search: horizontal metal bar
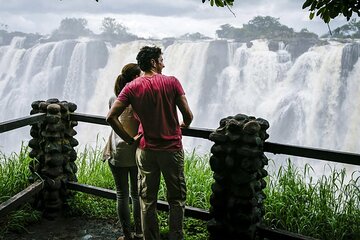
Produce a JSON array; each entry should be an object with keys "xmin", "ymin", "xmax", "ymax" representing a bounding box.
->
[
  {"xmin": 0, "ymin": 113, "xmax": 45, "ymax": 133},
  {"xmin": 70, "ymin": 112, "xmax": 360, "ymax": 165},
  {"xmin": 0, "ymin": 180, "xmax": 44, "ymax": 218},
  {"xmin": 70, "ymin": 113, "xmax": 213, "ymax": 139},
  {"xmin": 3, "ymin": 113, "xmax": 359, "ymax": 165},
  {"xmin": 156, "ymin": 199, "xmax": 210, "ymax": 221},
  {"xmin": 67, "ymin": 181, "xmax": 116, "ymax": 200},
  {"xmin": 181, "ymin": 127, "xmax": 212, "ymax": 139},
  {"xmin": 70, "ymin": 113, "xmax": 108, "ymax": 125},
  {"xmin": 264, "ymin": 142, "xmax": 360, "ymax": 166},
  {"xmin": 257, "ymin": 225, "xmax": 319, "ymax": 240},
  {"xmin": 67, "ymin": 181, "xmax": 210, "ymax": 220}
]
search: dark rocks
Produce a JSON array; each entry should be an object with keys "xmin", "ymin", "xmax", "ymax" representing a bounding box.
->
[
  {"xmin": 28, "ymin": 99, "xmax": 78, "ymax": 219},
  {"xmin": 208, "ymin": 113, "xmax": 270, "ymax": 240}
]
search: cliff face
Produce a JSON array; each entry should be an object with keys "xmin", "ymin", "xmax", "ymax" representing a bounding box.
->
[
  {"xmin": 341, "ymin": 43, "xmax": 360, "ymax": 79},
  {"xmin": 0, "ymin": 30, "xmax": 42, "ymax": 48},
  {"xmin": 267, "ymin": 37, "xmax": 322, "ymax": 61}
]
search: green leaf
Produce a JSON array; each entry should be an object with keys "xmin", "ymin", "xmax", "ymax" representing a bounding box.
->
[
  {"xmin": 316, "ymin": 1, "xmax": 325, "ymax": 8},
  {"xmin": 215, "ymin": 0, "xmax": 225, "ymax": 7},
  {"xmin": 310, "ymin": 1, "xmax": 317, "ymax": 11},
  {"xmin": 309, "ymin": 11, "xmax": 315, "ymax": 20},
  {"xmin": 316, "ymin": 7, "xmax": 324, "ymax": 16},
  {"xmin": 210, "ymin": 0, "xmax": 214, "ymax": 6},
  {"xmin": 302, "ymin": 0, "xmax": 313, "ymax": 9},
  {"xmin": 323, "ymin": 14, "xmax": 331, "ymax": 23},
  {"xmin": 224, "ymin": 0, "xmax": 234, "ymax": 6},
  {"xmin": 329, "ymin": 8, "xmax": 339, "ymax": 18}
]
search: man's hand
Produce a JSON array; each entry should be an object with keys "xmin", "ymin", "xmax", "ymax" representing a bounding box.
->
[
  {"xmin": 128, "ymin": 133, "xmax": 143, "ymax": 145},
  {"xmin": 176, "ymin": 95, "xmax": 193, "ymax": 128},
  {"xmin": 134, "ymin": 133, "xmax": 143, "ymax": 142},
  {"xmin": 180, "ymin": 122, "xmax": 190, "ymax": 128}
]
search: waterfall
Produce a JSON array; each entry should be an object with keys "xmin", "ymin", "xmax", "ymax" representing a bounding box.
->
[{"xmin": 0, "ymin": 36, "xmax": 359, "ymax": 176}]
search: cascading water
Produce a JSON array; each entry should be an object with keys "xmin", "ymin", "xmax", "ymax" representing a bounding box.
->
[{"xmin": 0, "ymin": 36, "xmax": 359, "ymax": 176}]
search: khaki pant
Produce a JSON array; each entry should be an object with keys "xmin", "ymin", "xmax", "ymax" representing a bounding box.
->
[{"xmin": 136, "ymin": 148, "xmax": 186, "ymax": 240}]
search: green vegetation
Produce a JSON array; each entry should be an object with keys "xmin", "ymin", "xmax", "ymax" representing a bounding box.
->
[
  {"xmin": 322, "ymin": 18, "xmax": 360, "ymax": 38},
  {"xmin": 264, "ymin": 160, "xmax": 360, "ymax": 240},
  {"xmin": 179, "ymin": 32, "xmax": 211, "ymax": 41},
  {"xmin": 216, "ymin": 16, "xmax": 318, "ymax": 41},
  {"xmin": 0, "ymin": 145, "xmax": 42, "ymax": 236},
  {"xmin": 301, "ymin": 0, "xmax": 360, "ymax": 23},
  {"xmin": 65, "ymin": 146, "xmax": 212, "ymax": 239},
  {"xmin": 0, "ymin": 146, "xmax": 359, "ymax": 239},
  {"xmin": 100, "ymin": 17, "xmax": 137, "ymax": 42},
  {"xmin": 47, "ymin": 17, "xmax": 137, "ymax": 42}
]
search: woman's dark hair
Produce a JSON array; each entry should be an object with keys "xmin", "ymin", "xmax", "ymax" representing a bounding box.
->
[
  {"xmin": 114, "ymin": 63, "xmax": 141, "ymax": 96},
  {"xmin": 136, "ymin": 46, "xmax": 162, "ymax": 72}
]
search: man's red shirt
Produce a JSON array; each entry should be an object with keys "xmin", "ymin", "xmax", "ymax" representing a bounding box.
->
[{"xmin": 118, "ymin": 74, "xmax": 185, "ymax": 151}]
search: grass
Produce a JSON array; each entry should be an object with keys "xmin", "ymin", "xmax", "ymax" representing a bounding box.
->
[
  {"xmin": 0, "ymin": 146, "xmax": 359, "ymax": 239},
  {"xmin": 264, "ymin": 159, "xmax": 360, "ymax": 240},
  {"xmin": 0, "ymin": 144, "xmax": 42, "ymax": 235},
  {"xmin": 65, "ymin": 144, "xmax": 118, "ymax": 218},
  {"xmin": 65, "ymin": 145, "xmax": 212, "ymax": 239}
]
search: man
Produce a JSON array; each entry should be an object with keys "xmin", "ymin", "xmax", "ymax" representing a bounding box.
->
[{"xmin": 106, "ymin": 46, "xmax": 193, "ymax": 240}]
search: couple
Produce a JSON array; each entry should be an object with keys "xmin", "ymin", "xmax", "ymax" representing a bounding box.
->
[{"xmin": 105, "ymin": 46, "xmax": 193, "ymax": 240}]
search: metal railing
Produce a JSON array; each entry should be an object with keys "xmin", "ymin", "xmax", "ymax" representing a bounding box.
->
[{"xmin": 1, "ymin": 112, "xmax": 359, "ymax": 240}]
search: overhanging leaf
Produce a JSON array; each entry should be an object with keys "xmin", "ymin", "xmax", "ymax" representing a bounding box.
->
[
  {"xmin": 310, "ymin": 11, "xmax": 315, "ymax": 20},
  {"xmin": 302, "ymin": 0, "xmax": 313, "ymax": 9},
  {"xmin": 215, "ymin": 0, "xmax": 225, "ymax": 7}
]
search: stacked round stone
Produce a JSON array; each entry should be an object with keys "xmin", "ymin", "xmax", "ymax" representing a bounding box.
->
[
  {"xmin": 29, "ymin": 98, "xmax": 78, "ymax": 219},
  {"xmin": 207, "ymin": 113, "xmax": 269, "ymax": 240}
]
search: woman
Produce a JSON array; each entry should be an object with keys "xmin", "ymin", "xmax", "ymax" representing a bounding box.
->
[{"xmin": 103, "ymin": 63, "xmax": 142, "ymax": 240}]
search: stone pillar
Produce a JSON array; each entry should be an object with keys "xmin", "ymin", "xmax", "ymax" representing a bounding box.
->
[
  {"xmin": 207, "ymin": 114, "xmax": 269, "ymax": 240},
  {"xmin": 28, "ymin": 98, "xmax": 78, "ymax": 219}
]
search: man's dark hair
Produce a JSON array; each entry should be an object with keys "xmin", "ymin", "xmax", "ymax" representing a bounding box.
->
[{"xmin": 136, "ymin": 46, "xmax": 162, "ymax": 72}]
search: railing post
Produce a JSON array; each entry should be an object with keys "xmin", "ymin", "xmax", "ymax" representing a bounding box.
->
[
  {"xmin": 207, "ymin": 114, "xmax": 269, "ymax": 240},
  {"xmin": 28, "ymin": 98, "xmax": 78, "ymax": 219}
]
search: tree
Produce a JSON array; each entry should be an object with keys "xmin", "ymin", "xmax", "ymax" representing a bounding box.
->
[
  {"xmin": 216, "ymin": 24, "xmax": 240, "ymax": 39},
  {"xmin": 323, "ymin": 19, "xmax": 360, "ymax": 38},
  {"xmin": 296, "ymin": 28, "xmax": 318, "ymax": 39},
  {"xmin": 100, "ymin": 17, "xmax": 137, "ymax": 42},
  {"xmin": 101, "ymin": 17, "xmax": 127, "ymax": 36},
  {"xmin": 201, "ymin": 0, "xmax": 360, "ymax": 24},
  {"xmin": 179, "ymin": 32, "xmax": 211, "ymax": 40},
  {"xmin": 216, "ymin": 16, "xmax": 297, "ymax": 40},
  {"xmin": 243, "ymin": 16, "xmax": 294, "ymax": 39},
  {"xmin": 52, "ymin": 18, "xmax": 93, "ymax": 39}
]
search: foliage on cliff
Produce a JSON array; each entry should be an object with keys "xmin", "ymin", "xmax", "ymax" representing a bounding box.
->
[
  {"xmin": 322, "ymin": 18, "xmax": 360, "ymax": 38},
  {"xmin": 215, "ymin": 16, "xmax": 318, "ymax": 41}
]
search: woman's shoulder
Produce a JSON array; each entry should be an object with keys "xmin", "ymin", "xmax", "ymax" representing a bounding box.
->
[{"xmin": 109, "ymin": 95, "xmax": 117, "ymax": 106}]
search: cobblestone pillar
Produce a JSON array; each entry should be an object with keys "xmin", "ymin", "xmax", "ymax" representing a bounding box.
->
[
  {"xmin": 28, "ymin": 98, "xmax": 78, "ymax": 219},
  {"xmin": 207, "ymin": 114, "xmax": 269, "ymax": 240}
]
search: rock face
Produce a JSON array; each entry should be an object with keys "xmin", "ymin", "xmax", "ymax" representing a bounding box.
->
[
  {"xmin": 207, "ymin": 113, "xmax": 269, "ymax": 240},
  {"xmin": 341, "ymin": 43, "xmax": 360, "ymax": 79},
  {"xmin": 29, "ymin": 98, "xmax": 79, "ymax": 219},
  {"xmin": 268, "ymin": 37, "xmax": 320, "ymax": 60},
  {"xmin": 285, "ymin": 37, "xmax": 320, "ymax": 60}
]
